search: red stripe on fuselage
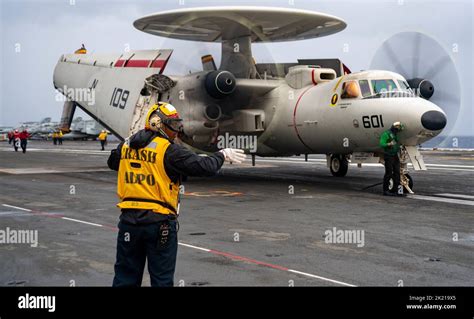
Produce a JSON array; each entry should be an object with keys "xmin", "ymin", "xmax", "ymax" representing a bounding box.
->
[
  {"xmin": 311, "ymin": 69, "xmax": 318, "ymax": 85},
  {"xmin": 292, "ymin": 86, "xmax": 317, "ymax": 152},
  {"xmin": 114, "ymin": 59, "xmax": 167, "ymax": 68},
  {"xmin": 114, "ymin": 59, "xmax": 125, "ymax": 67}
]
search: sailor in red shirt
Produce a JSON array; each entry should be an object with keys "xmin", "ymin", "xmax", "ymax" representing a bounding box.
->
[
  {"xmin": 7, "ymin": 130, "xmax": 14, "ymax": 144},
  {"xmin": 19, "ymin": 129, "xmax": 30, "ymax": 153}
]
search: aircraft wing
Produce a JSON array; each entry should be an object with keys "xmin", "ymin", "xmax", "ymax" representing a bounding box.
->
[
  {"xmin": 234, "ymin": 79, "xmax": 280, "ymax": 96},
  {"xmin": 54, "ymin": 49, "xmax": 173, "ymax": 139}
]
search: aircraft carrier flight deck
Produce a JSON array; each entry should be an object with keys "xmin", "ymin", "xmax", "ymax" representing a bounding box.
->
[{"xmin": 0, "ymin": 140, "xmax": 472, "ymax": 287}]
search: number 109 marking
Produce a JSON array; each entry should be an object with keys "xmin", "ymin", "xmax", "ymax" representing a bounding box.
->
[{"xmin": 110, "ymin": 87, "xmax": 129, "ymax": 109}]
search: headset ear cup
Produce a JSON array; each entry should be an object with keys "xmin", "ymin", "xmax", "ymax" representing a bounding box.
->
[{"xmin": 149, "ymin": 115, "xmax": 161, "ymax": 132}]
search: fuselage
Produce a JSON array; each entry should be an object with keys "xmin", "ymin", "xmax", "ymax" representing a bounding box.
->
[
  {"xmin": 53, "ymin": 51, "xmax": 446, "ymax": 157},
  {"xmin": 253, "ymin": 70, "xmax": 446, "ymax": 156}
]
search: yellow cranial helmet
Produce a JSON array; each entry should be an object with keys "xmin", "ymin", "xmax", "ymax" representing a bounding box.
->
[{"xmin": 145, "ymin": 102, "xmax": 183, "ymax": 133}]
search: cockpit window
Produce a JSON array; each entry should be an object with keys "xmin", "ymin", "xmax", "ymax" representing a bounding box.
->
[
  {"xmin": 397, "ymin": 80, "xmax": 413, "ymax": 93},
  {"xmin": 341, "ymin": 81, "xmax": 360, "ymax": 99},
  {"xmin": 371, "ymin": 79, "xmax": 397, "ymax": 94},
  {"xmin": 359, "ymin": 80, "xmax": 372, "ymax": 97},
  {"xmin": 363, "ymin": 78, "xmax": 417, "ymax": 99}
]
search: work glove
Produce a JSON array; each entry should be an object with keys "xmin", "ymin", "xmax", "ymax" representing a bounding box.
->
[
  {"xmin": 387, "ymin": 141, "xmax": 396, "ymax": 146},
  {"xmin": 219, "ymin": 148, "xmax": 246, "ymax": 164}
]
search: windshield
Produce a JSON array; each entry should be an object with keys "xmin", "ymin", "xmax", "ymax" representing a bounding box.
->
[
  {"xmin": 340, "ymin": 78, "xmax": 415, "ymax": 100},
  {"xmin": 371, "ymin": 79, "xmax": 397, "ymax": 94},
  {"xmin": 362, "ymin": 78, "xmax": 415, "ymax": 99},
  {"xmin": 359, "ymin": 80, "xmax": 372, "ymax": 98},
  {"xmin": 397, "ymin": 80, "xmax": 414, "ymax": 94}
]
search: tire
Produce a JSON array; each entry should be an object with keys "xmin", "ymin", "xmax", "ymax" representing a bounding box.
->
[{"xmin": 330, "ymin": 154, "xmax": 348, "ymax": 177}]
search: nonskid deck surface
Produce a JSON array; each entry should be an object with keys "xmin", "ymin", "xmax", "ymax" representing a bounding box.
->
[{"xmin": 0, "ymin": 140, "xmax": 472, "ymax": 286}]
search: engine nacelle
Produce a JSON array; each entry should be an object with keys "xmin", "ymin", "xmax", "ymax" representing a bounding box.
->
[
  {"xmin": 285, "ymin": 65, "xmax": 336, "ymax": 89},
  {"xmin": 407, "ymin": 78, "xmax": 434, "ymax": 100},
  {"xmin": 205, "ymin": 70, "xmax": 236, "ymax": 99}
]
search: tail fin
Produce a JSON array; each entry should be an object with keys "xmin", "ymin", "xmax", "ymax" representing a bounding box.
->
[{"xmin": 201, "ymin": 54, "xmax": 217, "ymax": 71}]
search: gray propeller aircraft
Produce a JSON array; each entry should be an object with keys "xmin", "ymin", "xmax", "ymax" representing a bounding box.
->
[
  {"xmin": 62, "ymin": 117, "xmax": 106, "ymax": 140},
  {"xmin": 53, "ymin": 7, "xmax": 448, "ymax": 192},
  {"xmin": 18, "ymin": 117, "xmax": 59, "ymax": 139}
]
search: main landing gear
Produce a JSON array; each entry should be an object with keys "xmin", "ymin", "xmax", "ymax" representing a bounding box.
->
[{"xmin": 329, "ymin": 154, "xmax": 349, "ymax": 177}]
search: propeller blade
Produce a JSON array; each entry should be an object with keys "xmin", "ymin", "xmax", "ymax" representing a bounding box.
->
[
  {"xmin": 432, "ymin": 89, "xmax": 461, "ymax": 107},
  {"xmin": 379, "ymin": 41, "xmax": 409, "ymax": 77},
  {"xmin": 412, "ymin": 32, "xmax": 421, "ymax": 76},
  {"xmin": 370, "ymin": 31, "xmax": 462, "ymax": 139},
  {"xmin": 423, "ymin": 55, "xmax": 451, "ymax": 80}
]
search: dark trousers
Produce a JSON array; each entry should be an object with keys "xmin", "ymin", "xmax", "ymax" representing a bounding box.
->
[
  {"xmin": 20, "ymin": 139, "xmax": 27, "ymax": 153},
  {"xmin": 113, "ymin": 219, "xmax": 178, "ymax": 287},
  {"xmin": 383, "ymin": 154, "xmax": 400, "ymax": 193},
  {"xmin": 53, "ymin": 138, "xmax": 57, "ymax": 145},
  {"xmin": 58, "ymin": 138, "xmax": 62, "ymax": 145},
  {"xmin": 13, "ymin": 139, "xmax": 19, "ymax": 151},
  {"xmin": 100, "ymin": 140, "xmax": 106, "ymax": 150}
]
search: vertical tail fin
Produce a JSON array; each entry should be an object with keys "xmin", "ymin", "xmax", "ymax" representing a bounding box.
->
[{"xmin": 201, "ymin": 54, "xmax": 217, "ymax": 71}]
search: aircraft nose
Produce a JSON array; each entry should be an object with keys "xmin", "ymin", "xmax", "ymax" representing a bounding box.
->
[{"xmin": 421, "ymin": 110, "xmax": 447, "ymax": 131}]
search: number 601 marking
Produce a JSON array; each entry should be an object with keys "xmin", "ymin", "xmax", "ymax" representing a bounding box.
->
[{"xmin": 362, "ymin": 115, "xmax": 384, "ymax": 128}]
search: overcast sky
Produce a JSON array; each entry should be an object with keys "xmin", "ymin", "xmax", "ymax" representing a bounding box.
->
[{"xmin": 0, "ymin": 0, "xmax": 472, "ymax": 135}]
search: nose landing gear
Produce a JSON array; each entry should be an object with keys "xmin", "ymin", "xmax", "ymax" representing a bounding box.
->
[
  {"xmin": 388, "ymin": 173, "xmax": 414, "ymax": 194},
  {"xmin": 388, "ymin": 147, "xmax": 415, "ymax": 194}
]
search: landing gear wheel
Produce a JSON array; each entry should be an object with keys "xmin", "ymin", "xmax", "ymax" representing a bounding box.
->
[
  {"xmin": 388, "ymin": 174, "xmax": 413, "ymax": 194},
  {"xmin": 330, "ymin": 154, "xmax": 348, "ymax": 177}
]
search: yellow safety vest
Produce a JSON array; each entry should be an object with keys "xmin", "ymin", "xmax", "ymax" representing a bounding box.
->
[
  {"xmin": 98, "ymin": 132, "xmax": 107, "ymax": 141},
  {"xmin": 117, "ymin": 136, "xmax": 180, "ymax": 215}
]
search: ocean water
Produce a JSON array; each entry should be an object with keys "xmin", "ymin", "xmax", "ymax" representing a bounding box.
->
[{"xmin": 420, "ymin": 136, "xmax": 474, "ymax": 149}]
